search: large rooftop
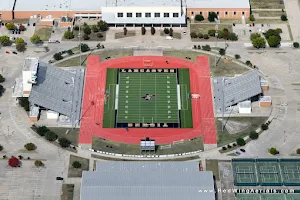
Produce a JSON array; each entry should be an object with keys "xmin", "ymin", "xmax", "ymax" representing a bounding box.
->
[
  {"xmin": 81, "ymin": 161, "xmax": 215, "ymax": 200},
  {"xmin": 23, "ymin": 57, "xmax": 39, "ymax": 71}
]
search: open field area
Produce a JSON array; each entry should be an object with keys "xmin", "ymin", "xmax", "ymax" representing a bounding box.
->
[
  {"xmin": 34, "ymin": 26, "xmax": 52, "ymax": 41},
  {"xmin": 250, "ymin": 0, "xmax": 285, "ymax": 9},
  {"xmin": 190, "ymin": 23, "xmax": 233, "ymax": 35},
  {"xmin": 246, "ymin": 18, "xmax": 287, "ymax": 24},
  {"xmin": 206, "ymin": 159, "xmax": 220, "ymax": 180},
  {"xmin": 252, "ymin": 11, "xmax": 286, "ymax": 17},
  {"xmin": 48, "ymin": 127, "xmax": 79, "ymax": 145},
  {"xmin": 68, "ymin": 155, "xmax": 89, "ymax": 178},
  {"xmin": 92, "ymin": 136, "xmax": 204, "ymax": 155},
  {"xmin": 61, "ymin": 184, "xmax": 74, "ymax": 200}
]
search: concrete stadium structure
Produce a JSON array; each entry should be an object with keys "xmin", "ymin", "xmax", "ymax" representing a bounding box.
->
[{"xmin": 1, "ymin": 0, "xmax": 250, "ymax": 26}]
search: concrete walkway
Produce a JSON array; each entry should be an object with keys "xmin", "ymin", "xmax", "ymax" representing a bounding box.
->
[{"xmin": 284, "ymin": 0, "xmax": 300, "ymax": 42}]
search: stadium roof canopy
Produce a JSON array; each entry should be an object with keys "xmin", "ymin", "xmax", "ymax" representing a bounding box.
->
[
  {"xmin": 0, "ymin": 0, "xmax": 15, "ymax": 11},
  {"xmin": 81, "ymin": 161, "xmax": 215, "ymax": 200},
  {"xmin": 28, "ymin": 63, "xmax": 84, "ymax": 124},
  {"xmin": 213, "ymin": 70, "xmax": 262, "ymax": 113},
  {"xmin": 186, "ymin": 0, "xmax": 250, "ymax": 8}
]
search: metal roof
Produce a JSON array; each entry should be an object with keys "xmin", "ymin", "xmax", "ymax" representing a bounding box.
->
[
  {"xmin": 213, "ymin": 70, "xmax": 262, "ymax": 113},
  {"xmin": 23, "ymin": 57, "xmax": 39, "ymax": 71},
  {"xmin": 81, "ymin": 162, "xmax": 215, "ymax": 200},
  {"xmin": 186, "ymin": 0, "xmax": 250, "ymax": 8},
  {"xmin": 28, "ymin": 62, "xmax": 84, "ymax": 125},
  {"xmin": 0, "ymin": 0, "xmax": 15, "ymax": 11}
]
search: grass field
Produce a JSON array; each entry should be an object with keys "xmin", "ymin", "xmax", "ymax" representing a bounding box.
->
[
  {"xmin": 68, "ymin": 155, "xmax": 89, "ymax": 178},
  {"xmin": 206, "ymin": 159, "xmax": 220, "ymax": 180},
  {"xmin": 34, "ymin": 26, "xmax": 53, "ymax": 41},
  {"xmin": 48, "ymin": 127, "xmax": 79, "ymax": 145},
  {"xmin": 190, "ymin": 24, "xmax": 233, "ymax": 36},
  {"xmin": 250, "ymin": 0, "xmax": 285, "ymax": 9},
  {"xmin": 60, "ymin": 184, "xmax": 74, "ymax": 200},
  {"xmin": 252, "ymin": 11, "xmax": 286, "ymax": 17},
  {"xmin": 103, "ymin": 68, "xmax": 192, "ymax": 127}
]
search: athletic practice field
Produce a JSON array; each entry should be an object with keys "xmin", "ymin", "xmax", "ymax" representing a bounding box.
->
[{"xmin": 103, "ymin": 68, "xmax": 193, "ymax": 128}]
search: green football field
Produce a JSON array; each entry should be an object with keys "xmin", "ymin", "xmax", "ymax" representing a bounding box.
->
[{"xmin": 103, "ymin": 68, "xmax": 193, "ymax": 128}]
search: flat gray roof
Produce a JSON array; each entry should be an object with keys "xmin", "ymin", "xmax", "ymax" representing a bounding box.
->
[
  {"xmin": 112, "ymin": 0, "xmax": 181, "ymax": 7},
  {"xmin": 28, "ymin": 62, "xmax": 85, "ymax": 125},
  {"xmin": 186, "ymin": 0, "xmax": 250, "ymax": 8},
  {"xmin": 81, "ymin": 162, "xmax": 215, "ymax": 200},
  {"xmin": 23, "ymin": 57, "xmax": 39, "ymax": 71},
  {"xmin": 0, "ymin": 0, "xmax": 15, "ymax": 11},
  {"xmin": 213, "ymin": 70, "xmax": 262, "ymax": 113}
]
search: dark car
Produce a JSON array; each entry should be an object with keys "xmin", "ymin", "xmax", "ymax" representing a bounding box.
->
[
  {"xmin": 240, "ymin": 149, "xmax": 246, "ymax": 153},
  {"xmin": 56, "ymin": 177, "xmax": 64, "ymax": 180},
  {"xmin": 12, "ymin": 51, "xmax": 18, "ymax": 54}
]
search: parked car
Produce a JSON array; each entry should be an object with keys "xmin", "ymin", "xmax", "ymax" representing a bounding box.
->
[
  {"xmin": 183, "ymin": 31, "xmax": 187, "ymax": 35},
  {"xmin": 56, "ymin": 177, "xmax": 64, "ymax": 180},
  {"xmin": 240, "ymin": 149, "xmax": 246, "ymax": 153},
  {"xmin": 166, "ymin": 36, "xmax": 173, "ymax": 40},
  {"xmin": 235, "ymin": 151, "xmax": 241, "ymax": 155},
  {"xmin": 48, "ymin": 39, "xmax": 60, "ymax": 43},
  {"xmin": 12, "ymin": 51, "xmax": 18, "ymax": 54}
]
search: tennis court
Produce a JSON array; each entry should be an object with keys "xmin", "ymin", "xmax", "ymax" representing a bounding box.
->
[
  {"xmin": 232, "ymin": 160, "xmax": 258, "ymax": 186},
  {"xmin": 237, "ymin": 194, "xmax": 300, "ymax": 200},
  {"xmin": 256, "ymin": 160, "xmax": 282, "ymax": 185},
  {"xmin": 261, "ymin": 194, "xmax": 285, "ymax": 200},
  {"xmin": 280, "ymin": 159, "xmax": 300, "ymax": 186},
  {"xmin": 236, "ymin": 194, "xmax": 260, "ymax": 200},
  {"xmin": 286, "ymin": 194, "xmax": 300, "ymax": 200}
]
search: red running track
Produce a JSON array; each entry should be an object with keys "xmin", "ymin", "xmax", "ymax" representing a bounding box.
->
[{"xmin": 79, "ymin": 56, "xmax": 217, "ymax": 145}]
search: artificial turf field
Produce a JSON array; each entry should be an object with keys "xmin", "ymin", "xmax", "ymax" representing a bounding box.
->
[{"xmin": 103, "ymin": 68, "xmax": 193, "ymax": 128}]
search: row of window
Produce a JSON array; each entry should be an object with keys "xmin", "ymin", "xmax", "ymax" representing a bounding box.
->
[
  {"xmin": 191, "ymin": 11, "xmax": 245, "ymax": 15},
  {"xmin": 117, "ymin": 12, "xmax": 179, "ymax": 18}
]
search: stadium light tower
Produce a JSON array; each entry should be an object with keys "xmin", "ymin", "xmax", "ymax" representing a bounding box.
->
[{"xmin": 214, "ymin": 17, "xmax": 220, "ymax": 68}]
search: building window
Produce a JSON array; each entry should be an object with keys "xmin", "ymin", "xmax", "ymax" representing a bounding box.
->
[
  {"xmin": 191, "ymin": 11, "xmax": 194, "ymax": 15},
  {"xmin": 145, "ymin": 13, "xmax": 151, "ymax": 17},
  {"xmin": 164, "ymin": 13, "xmax": 169, "ymax": 17},
  {"xmin": 155, "ymin": 13, "xmax": 160, "ymax": 17},
  {"xmin": 234, "ymin": 11, "xmax": 236, "ymax": 15},
  {"xmin": 225, "ymin": 11, "xmax": 228, "ymax": 15},
  {"xmin": 127, "ymin": 13, "xmax": 132, "ymax": 17},
  {"xmin": 117, "ymin": 13, "xmax": 123, "ymax": 17},
  {"xmin": 242, "ymin": 11, "xmax": 245, "ymax": 15},
  {"xmin": 173, "ymin": 13, "xmax": 179, "ymax": 17},
  {"xmin": 136, "ymin": 13, "xmax": 142, "ymax": 17},
  {"xmin": 200, "ymin": 11, "xmax": 202, "ymax": 15}
]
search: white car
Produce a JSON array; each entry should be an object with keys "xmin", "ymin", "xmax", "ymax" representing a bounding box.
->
[
  {"xmin": 48, "ymin": 39, "xmax": 60, "ymax": 43},
  {"xmin": 166, "ymin": 36, "xmax": 173, "ymax": 40}
]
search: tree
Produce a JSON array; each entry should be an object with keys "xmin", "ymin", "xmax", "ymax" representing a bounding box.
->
[
  {"xmin": 222, "ymin": 28, "xmax": 230, "ymax": 40},
  {"xmin": 16, "ymin": 43, "xmax": 26, "ymax": 52},
  {"xmin": 169, "ymin": 28, "xmax": 173, "ymax": 36},
  {"xmin": 83, "ymin": 25, "xmax": 91, "ymax": 35},
  {"xmin": 5, "ymin": 22, "xmax": 15, "ymax": 30},
  {"xmin": 219, "ymin": 48, "xmax": 226, "ymax": 55},
  {"xmin": 53, "ymin": 53, "xmax": 63, "ymax": 61},
  {"xmin": 235, "ymin": 54, "xmax": 241, "ymax": 59},
  {"xmin": 252, "ymin": 37, "xmax": 266, "ymax": 49},
  {"xmin": 268, "ymin": 35, "xmax": 281, "ymax": 48},
  {"xmin": 275, "ymin": 28, "xmax": 282, "ymax": 34},
  {"xmin": 19, "ymin": 24, "xmax": 26, "ymax": 31},
  {"xmin": 228, "ymin": 32, "xmax": 238, "ymax": 41},
  {"xmin": 91, "ymin": 25, "xmax": 99, "ymax": 33},
  {"xmin": 195, "ymin": 14, "xmax": 204, "ymax": 21},
  {"xmin": 202, "ymin": 45, "xmax": 211, "ymax": 51},
  {"xmin": 58, "ymin": 138, "xmax": 71, "ymax": 148},
  {"xmin": 261, "ymin": 123, "xmax": 269, "ymax": 130},
  {"xmin": 203, "ymin": 34, "xmax": 209, "ymax": 39},
  {"xmin": 8, "ymin": 156, "xmax": 19, "ymax": 167},
  {"xmin": 281, "ymin": 14, "xmax": 287, "ymax": 21},
  {"xmin": 269, "ymin": 147, "xmax": 278, "ymax": 155},
  {"xmin": 296, "ymin": 148, "xmax": 300, "ymax": 154},
  {"xmin": 123, "ymin": 27, "xmax": 127, "ymax": 35},
  {"xmin": 141, "ymin": 27, "xmax": 146, "ymax": 35},
  {"xmin": 190, "ymin": 32, "xmax": 197, "ymax": 38},
  {"xmin": 45, "ymin": 131, "xmax": 58, "ymax": 141},
  {"xmin": 73, "ymin": 25, "xmax": 79, "ymax": 31},
  {"xmin": 198, "ymin": 33, "xmax": 203, "ymax": 38},
  {"xmin": 236, "ymin": 137, "xmax": 246, "ymax": 146},
  {"xmin": 24, "ymin": 143, "xmax": 36, "ymax": 151},
  {"xmin": 0, "ymin": 35, "xmax": 10, "ymax": 46},
  {"xmin": 14, "ymin": 37, "xmax": 25, "ymax": 45},
  {"xmin": 97, "ymin": 33, "xmax": 103, "ymax": 38},
  {"xmin": 67, "ymin": 49, "xmax": 73, "ymax": 55},
  {"xmin": 82, "ymin": 34, "xmax": 90, "ymax": 40},
  {"xmin": 250, "ymin": 33, "xmax": 261, "ymax": 41},
  {"xmin": 18, "ymin": 97, "xmax": 29, "ymax": 111},
  {"xmin": 249, "ymin": 14, "xmax": 255, "ymax": 21},
  {"xmin": 264, "ymin": 29, "xmax": 280, "ymax": 40},
  {"xmin": 293, "ymin": 42, "xmax": 300, "ymax": 48},
  {"xmin": 30, "ymin": 35, "xmax": 41, "ymax": 44},
  {"xmin": 34, "ymin": 160, "xmax": 44, "ymax": 167},
  {"xmin": 151, "ymin": 27, "xmax": 155, "ymax": 35},
  {"xmin": 64, "ymin": 31, "xmax": 74, "ymax": 39},
  {"xmin": 98, "ymin": 20, "xmax": 109, "ymax": 31},
  {"xmin": 249, "ymin": 131, "xmax": 259, "ymax": 139},
  {"xmin": 164, "ymin": 28, "xmax": 169, "ymax": 34},
  {"xmin": 36, "ymin": 126, "xmax": 49, "ymax": 136},
  {"xmin": 208, "ymin": 29, "xmax": 216, "ymax": 36},
  {"xmin": 72, "ymin": 161, "xmax": 82, "ymax": 168},
  {"xmin": 79, "ymin": 43, "xmax": 90, "ymax": 52},
  {"xmin": 208, "ymin": 12, "xmax": 218, "ymax": 22},
  {"xmin": 0, "ymin": 145, "xmax": 3, "ymax": 152},
  {"xmin": 0, "ymin": 74, "xmax": 4, "ymax": 83}
]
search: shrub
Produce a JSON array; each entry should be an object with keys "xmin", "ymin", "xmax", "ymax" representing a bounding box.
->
[
  {"xmin": 264, "ymin": 29, "xmax": 280, "ymax": 40},
  {"xmin": 193, "ymin": 45, "xmax": 197, "ymax": 49},
  {"xmin": 250, "ymin": 33, "xmax": 261, "ymax": 41},
  {"xmin": 208, "ymin": 29, "xmax": 216, "ymax": 36},
  {"xmin": 198, "ymin": 33, "xmax": 203, "ymax": 38},
  {"xmin": 72, "ymin": 161, "xmax": 82, "ymax": 168},
  {"xmin": 236, "ymin": 138, "xmax": 246, "ymax": 146},
  {"xmin": 235, "ymin": 54, "xmax": 241, "ymax": 59},
  {"xmin": 281, "ymin": 14, "xmax": 287, "ymax": 21},
  {"xmin": 195, "ymin": 14, "xmax": 204, "ymax": 21},
  {"xmin": 73, "ymin": 25, "xmax": 79, "ymax": 31},
  {"xmin": 208, "ymin": 12, "xmax": 218, "ymax": 22},
  {"xmin": 64, "ymin": 31, "xmax": 74, "ymax": 39},
  {"xmin": 0, "ymin": 145, "xmax": 3, "ymax": 152},
  {"xmin": 19, "ymin": 24, "xmax": 26, "ymax": 31},
  {"xmin": 275, "ymin": 28, "xmax": 282, "ymax": 34},
  {"xmin": 58, "ymin": 138, "xmax": 71, "ymax": 148},
  {"xmin": 16, "ymin": 43, "xmax": 26, "ymax": 52},
  {"xmin": 203, "ymin": 34, "xmax": 209, "ymax": 39},
  {"xmin": 151, "ymin": 27, "xmax": 155, "ymax": 35},
  {"xmin": 79, "ymin": 43, "xmax": 90, "ymax": 52},
  {"xmin": 217, "ymin": 30, "xmax": 224, "ymax": 39},
  {"xmin": 261, "ymin": 123, "xmax": 269, "ymax": 130},
  {"xmin": 228, "ymin": 32, "xmax": 238, "ymax": 41},
  {"xmin": 197, "ymin": 45, "xmax": 201, "ymax": 49},
  {"xmin": 269, "ymin": 147, "xmax": 278, "ymax": 155},
  {"xmin": 249, "ymin": 14, "xmax": 255, "ymax": 21},
  {"xmin": 252, "ymin": 37, "xmax": 266, "ymax": 49},
  {"xmin": 97, "ymin": 33, "xmax": 103, "ymax": 38},
  {"xmin": 45, "ymin": 131, "xmax": 58, "ymax": 141},
  {"xmin": 30, "ymin": 35, "xmax": 41, "ymax": 44},
  {"xmin": 24, "ymin": 143, "xmax": 36, "ymax": 151},
  {"xmin": 141, "ymin": 27, "xmax": 146, "ymax": 35},
  {"xmin": 0, "ymin": 35, "xmax": 10, "ymax": 46},
  {"xmin": 91, "ymin": 25, "xmax": 99, "ymax": 33},
  {"xmin": 233, "ymin": 143, "xmax": 237, "ymax": 147},
  {"xmin": 82, "ymin": 34, "xmax": 90, "ymax": 40},
  {"xmin": 222, "ymin": 146, "xmax": 227, "ymax": 150},
  {"xmin": 36, "ymin": 126, "xmax": 49, "ymax": 136},
  {"xmin": 14, "ymin": 37, "xmax": 25, "ymax": 45},
  {"xmin": 67, "ymin": 49, "xmax": 73, "ymax": 55},
  {"xmin": 97, "ymin": 20, "xmax": 109, "ymax": 31},
  {"xmin": 34, "ymin": 160, "xmax": 44, "ymax": 167},
  {"xmin": 245, "ymin": 60, "xmax": 252, "ymax": 66},
  {"xmin": 249, "ymin": 131, "xmax": 259, "ymax": 139},
  {"xmin": 18, "ymin": 97, "xmax": 29, "ymax": 111},
  {"xmin": 296, "ymin": 148, "xmax": 300, "ymax": 154},
  {"xmin": 268, "ymin": 35, "xmax": 281, "ymax": 48},
  {"xmin": 293, "ymin": 42, "xmax": 299, "ymax": 48},
  {"xmin": 53, "ymin": 53, "xmax": 63, "ymax": 61},
  {"xmin": 5, "ymin": 22, "xmax": 15, "ymax": 30},
  {"xmin": 0, "ymin": 74, "xmax": 4, "ymax": 83},
  {"xmin": 123, "ymin": 27, "xmax": 127, "ymax": 35},
  {"xmin": 83, "ymin": 25, "xmax": 91, "ymax": 35},
  {"xmin": 169, "ymin": 28, "xmax": 173, "ymax": 37},
  {"xmin": 190, "ymin": 32, "xmax": 197, "ymax": 38},
  {"xmin": 219, "ymin": 48, "xmax": 226, "ymax": 56},
  {"xmin": 164, "ymin": 28, "xmax": 169, "ymax": 34},
  {"xmin": 202, "ymin": 45, "xmax": 211, "ymax": 51},
  {"xmin": 227, "ymin": 144, "xmax": 232, "ymax": 148}
]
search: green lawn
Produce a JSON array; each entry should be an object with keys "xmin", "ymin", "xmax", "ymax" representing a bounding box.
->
[
  {"xmin": 103, "ymin": 68, "xmax": 118, "ymax": 128},
  {"xmin": 34, "ymin": 26, "xmax": 53, "ymax": 41},
  {"xmin": 252, "ymin": 11, "xmax": 286, "ymax": 17},
  {"xmin": 178, "ymin": 69, "xmax": 193, "ymax": 128},
  {"xmin": 92, "ymin": 136, "xmax": 204, "ymax": 155},
  {"xmin": 92, "ymin": 154, "xmax": 199, "ymax": 161},
  {"xmin": 250, "ymin": 0, "xmax": 285, "ymax": 9},
  {"xmin": 206, "ymin": 159, "xmax": 220, "ymax": 180},
  {"xmin": 60, "ymin": 184, "xmax": 74, "ymax": 200},
  {"xmin": 190, "ymin": 23, "xmax": 233, "ymax": 36},
  {"xmin": 48, "ymin": 127, "xmax": 79, "ymax": 145},
  {"xmin": 216, "ymin": 117, "xmax": 268, "ymax": 147},
  {"xmin": 68, "ymin": 155, "xmax": 89, "ymax": 177}
]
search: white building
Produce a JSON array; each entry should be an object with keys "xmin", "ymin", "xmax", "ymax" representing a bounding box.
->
[{"xmin": 238, "ymin": 100, "xmax": 251, "ymax": 114}]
